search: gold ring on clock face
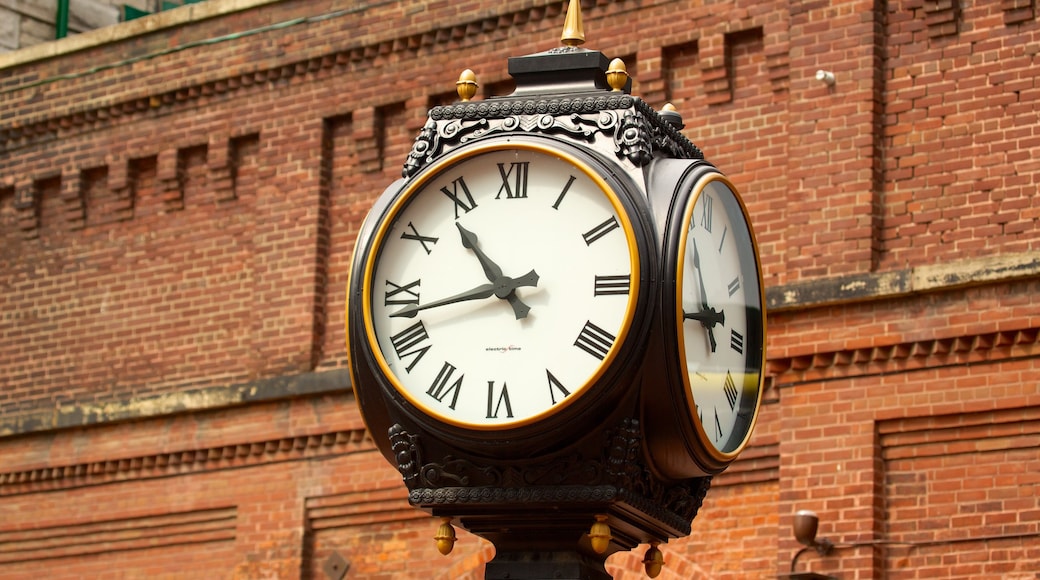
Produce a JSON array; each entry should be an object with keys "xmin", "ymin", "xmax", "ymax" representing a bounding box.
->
[
  {"xmin": 676, "ymin": 175, "xmax": 764, "ymax": 457},
  {"xmin": 363, "ymin": 142, "xmax": 641, "ymax": 429}
]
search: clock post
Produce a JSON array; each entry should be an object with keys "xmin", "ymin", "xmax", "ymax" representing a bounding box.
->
[{"xmin": 345, "ymin": 1, "xmax": 766, "ymax": 578}]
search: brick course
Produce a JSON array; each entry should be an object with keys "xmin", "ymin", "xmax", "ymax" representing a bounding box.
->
[{"xmin": 1, "ymin": 0, "xmax": 1039, "ymax": 577}]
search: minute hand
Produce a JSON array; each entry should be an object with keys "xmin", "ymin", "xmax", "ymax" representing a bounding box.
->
[
  {"xmin": 390, "ymin": 283, "xmax": 495, "ymax": 319},
  {"xmin": 687, "ymin": 238, "xmax": 724, "ymax": 352},
  {"xmin": 390, "ymin": 272, "xmax": 539, "ymax": 319}
]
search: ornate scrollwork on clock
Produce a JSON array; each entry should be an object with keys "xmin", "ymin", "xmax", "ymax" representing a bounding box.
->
[{"xmin": 403, "ymin": 95, "xmax": 703, "ymax": 177}]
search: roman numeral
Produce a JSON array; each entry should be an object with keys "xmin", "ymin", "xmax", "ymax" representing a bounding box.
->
[
  {"xmin": 441, "ymin": 176, "xmax": 477, "ymax": 219},
  {"xmin": 714, "ymin": 408, "xmax": 724, "ymax": 440},
  {"xmin": 573, "ymin": 321, "xmax": 615, "ymax": 360},
  {"xmin": 718, "ymin": 225, "xmax": 728, "ymax": 254},
  {"xmin": 730, "ymin": 330, "xmax": 744, "ymax": 355},
  {"xmin": 582, "ymin": 216, "xmax": 619, "ymax": 246},
  {"xmin": 495, "ymin": 162, "xmax": 529, "ymax": 199},
  {"xmin": 427, "ymin": 361, "xmax": 463, "ymax": 409},
  {"xmin": 400, "ymin": 222, "xmax": 438, "ymax": 255},
  {"xmin": 723, "ymin": 370, "xmax": 738, "ymax": 411},
  {"xmin": 593, "ymin": 274, "xmax": 630, "ymax": 296},
  {"xmin": 700, "ymin": 194, "xmax": 714, "ymax": 233},
  {"xmin": 389, "ymin": 321, "xmax": 431, "ymax": 373},
  {"xmin": 552, "ymin": 175, "xmax": 577, "ymax": 210},
  {"xmin": 728, "ymin": 277, "xmax": 741, "ymax": 296},
  {"xmin": 486, "ymin": 381, "xmax": 514, "ymax": 419},
  {"xmin": 546, "ymin": 369, "xmax": 570, "ymax": 405},
  {"xmin": 384, "ymin": 279, "xmax": 420, "ymax": 307}
]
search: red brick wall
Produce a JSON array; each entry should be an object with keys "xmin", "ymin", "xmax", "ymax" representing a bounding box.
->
[{"xmin": 2, "ymin": 0, "xmax": 1039, "ymax": 578}]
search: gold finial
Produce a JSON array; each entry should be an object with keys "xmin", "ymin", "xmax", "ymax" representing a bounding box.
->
[
  {"xmin": 606, "ymin": 58, "xmax": 628, "ymax": 92},
  {"xmin": 660, "ymin": 102, "xmax": 685, "ymax": 129},
  {"xmin": 456, "ymin": 69, "xmax": 478, "ymax": 102},
  {"xmin": 642, "ymin": 542, "xmax": 665, "ymax": 578},
  {"xmin": 561, "ymin": 0, "xmax": 585, "ymax": 47},
  {"xmin": 588, "ymin": 514, "xmax": 612, "ymax": 554},
  {"xmin": 434, "ymin": 517, "xmax": 457, "ymax": 555}
]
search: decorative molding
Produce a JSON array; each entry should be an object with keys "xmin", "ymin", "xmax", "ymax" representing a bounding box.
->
[
  {"xmin": 764, "ymin": 33, "xmax": 790, "ymax": 92},
  {"xmin": 0, "ymin": 369, "xmax": 352, "ymax": 436},
  {"xmin": 0, "ymin": 428, "xmax": 372, "ymax": 497},
  {"xmin": 106, "ymin": 154, "xmax": 135, "ymax": 221},
  {"xmin": 879, "ymin": 405, "xmax": 1040, "ymax": 460},
  {"xmin": 158, "ymin": 148, "xmax": 185, "ymax": 212},
  {"xmin": 405, "ymin": 95, "xmax": 702, "ymax": 177},
  {"xmin": 13, "ymin": 179, "xmax": 38, "ymax": 238},
  {"xmin": 59, "ymin": 166, "xmax": 85, "ymax": 229},
  {"xmin": 769, "ymin": 325, "xmax": 1040, "ymax": 386},
  {"xmin": 714, "ymin": 441, "xmax": 778, "ymax": 487},
  {"xmin": 699, "ymin": 33, "xmax": 731, "ymax": 105},
  {"xmin": 388, "ymin": 418, "xmax": 710, "ymax": 530},
  {"xmin": 0, "ymin": 1, "xmax": 638, "ymax": 150},
  {"xmin": 923, "ymin": 0, "xmax": 960, "ymax": 39},
  {"xmin": 767, "ymin": 252, "xmax": 1040, "ymax": 311},
  {"xmin": 1002, "ymin": 0, "xmax": 1036, "ymax": 25},
  {"xmin": 353, "ymin": 107, "xmax": 385, "ymax": 174},
  {"xmin": 0, "ymin": 506, "xmax": 236, "ymax": 564},
  {"xmin": 306, "ymin": 485, "xmax": 426, "ymax": 531}
]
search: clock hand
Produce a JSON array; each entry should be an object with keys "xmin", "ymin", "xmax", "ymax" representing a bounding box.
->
[
  {"xmin": 501, "ymin": 270, "xmax": 538, "ymax": 319},
  {"xmin": 688, "ymin": 238, "xmax": 722, "ymax": 353},
  {"xmin": 390, "ymin": 271, "xmax": 540, "ymax": 319},
  {"xmin": 457, "ymin": 222, "xmax": 504, "ymax": 281},
  {"xmin": 457, "ymin": 222, "xmax": 537, "ymax": 319},
  {"xmin": 684, "ymin": 308, "xmax": 725, "ymax": 327}
]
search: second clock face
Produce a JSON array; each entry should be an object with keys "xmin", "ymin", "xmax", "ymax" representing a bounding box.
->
[
  {"xmin": 677, "ymin": 176, "xmax": 764, "ymax": 457},
  {"xmin": 363, "ymin": 142, "xmax": 641, "ymax": 429}
]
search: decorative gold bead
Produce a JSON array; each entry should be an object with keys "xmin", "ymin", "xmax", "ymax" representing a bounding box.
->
[
  {"xmin": 434, "ymin": 517, "xmax": 457, "ymax": 555},
  {"xmin": 606, "ymin": 58, "xmax": 629, "ymax": 92},
  {"xmin": 588, "ymin": 514, "xmax": 612, "ymax": 554},
  {"xmin": 643, "ymin": 542, "xmax": 665, "ymax": 578},
  {"xmin": 456, "ymin": 69, "xmax": 478, "ymax": 102}
]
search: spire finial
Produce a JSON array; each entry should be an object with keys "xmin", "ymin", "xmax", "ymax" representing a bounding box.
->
[{"xmin": 561, "ymin": 0, "xmax": 585, "ymax": 47}]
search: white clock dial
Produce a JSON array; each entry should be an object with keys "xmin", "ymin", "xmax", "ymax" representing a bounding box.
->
[
  {"xmin": 677, "ymin": 177, "xmax": 764, "ymax": 456},
  {"xmin": 363, "ymin": 143, "xmax": 640, "ymax": 428}
]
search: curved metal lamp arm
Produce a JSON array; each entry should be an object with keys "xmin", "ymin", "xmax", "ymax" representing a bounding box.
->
[{"xmin": 790, "ymin": 538, "xmax": 835, "ymax": 573}]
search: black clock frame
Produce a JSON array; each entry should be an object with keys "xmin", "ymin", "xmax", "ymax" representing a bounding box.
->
[{"xmin": 347, "ymin": 134, "xmax": 659, "ymax": 460}]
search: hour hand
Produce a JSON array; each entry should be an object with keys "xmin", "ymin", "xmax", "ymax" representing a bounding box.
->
[
  {"xmin": 500, "ymin": 270, "xmax": 539, "ymax": 319},
  {"xmin": 457, "ymin": 223, "xmax": 503, "ymax": 281}
]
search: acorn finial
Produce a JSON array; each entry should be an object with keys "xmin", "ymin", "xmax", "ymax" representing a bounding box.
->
[
  {"xmin": 643, "ymin": 542, "xmax": 665, "ymax": 578},
  {"xmin": 434, "ymin": 517, "xmax": 457, "ymax": 555},
  {"xmin": 561, "ymin": 0, "xmax": 585, "ymax": 47},
  {"xmin": 606, "ymin": 58, "xmax": 628, "ymax": 92},
  {"xmin": 588, "ymin": 514, "xmax": 612, "ymax": 554},
  {"xmin": 456, "ymin": 69, "xmax": 478, "ymax": 102},
  {"xmin": 660, "ymin": 102, "xmax": 685, "ymax": 129}
]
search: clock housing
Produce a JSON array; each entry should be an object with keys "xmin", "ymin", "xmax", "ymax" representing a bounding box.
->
[
  {"xmin": 644, "ymin": 161, "xmax": 766, "ymax": 479},
  {"xmin": 347, "ymin": 136, "xmax": 656, "ymax": 456}
]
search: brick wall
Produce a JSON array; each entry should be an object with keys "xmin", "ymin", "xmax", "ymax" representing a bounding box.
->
[{"xmin": 1, "ymin": 0, "xmax": 1039, "ymax": 577}]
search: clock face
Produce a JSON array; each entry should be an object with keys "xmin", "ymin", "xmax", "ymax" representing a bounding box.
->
[
  {"xmin": 362, "ymin": 142, "xmax": 641, "ymax": 429},
  {"xmin": 677, "ymin": 176, "xmax": 764, "ymax": 457}
]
